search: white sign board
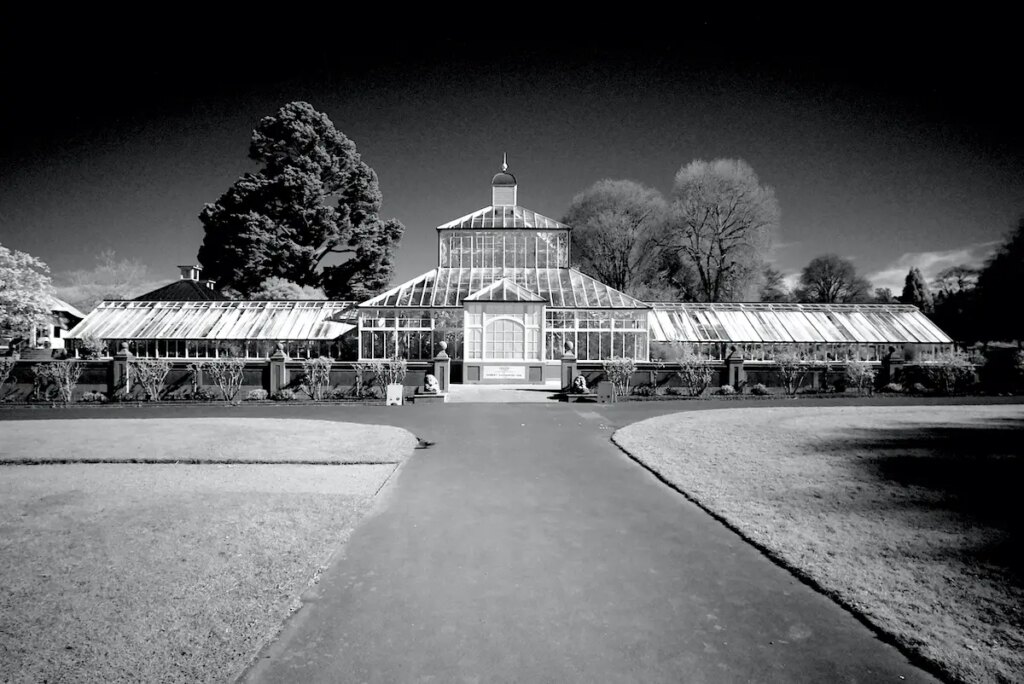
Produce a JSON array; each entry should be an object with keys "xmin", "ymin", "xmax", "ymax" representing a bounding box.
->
[{"xmin": 482, "ymin": 365, "xmax": 527, "ymax": 380}]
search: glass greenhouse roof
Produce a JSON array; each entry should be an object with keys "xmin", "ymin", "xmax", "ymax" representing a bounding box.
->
[
  {"xmin": 437, "ymin": 205, "xmax": 569, "ymax": 230},
  {"xmin": 648, "ymin": 302, "xmax": 952, "ymax": 344},
  {"xmin": 68, "ymin": 300, "xmax": 357, "ymax": 341},
  {"xmin": 359, "ymin": 268, "xmax": 649, "ymax": 309}
]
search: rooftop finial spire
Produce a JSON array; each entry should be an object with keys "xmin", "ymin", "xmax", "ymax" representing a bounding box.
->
[{"xmin": 501, "ymin": 152, "xmax": 508, "ymax": 172}]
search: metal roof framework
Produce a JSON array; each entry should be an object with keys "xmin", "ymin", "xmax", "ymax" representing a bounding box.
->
[
  {"xmin": 359, "ymin": 268, "xmax": 650, "ymax": 309},
  {"xmin": 437, "ymin": 205, "xmax": 570, "ymax": 231},
  {"xmin": 648, "ymin": 302, "xmax": 952, "ymax": 344},
  {"xmin": 67, "ymin": 300, "xmax": 358, "ymax": 341}
]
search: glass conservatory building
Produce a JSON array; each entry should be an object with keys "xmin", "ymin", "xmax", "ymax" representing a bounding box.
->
[
  {"xmin": 68, "ymin": 162, "xmax": 954, "ymax": 382},
  {"xmin": 356, "ymin": 163, "xmax": 651, "ymax": 382}
]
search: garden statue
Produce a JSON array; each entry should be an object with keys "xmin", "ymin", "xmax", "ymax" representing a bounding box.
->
[
  {"xmin": 570, "ymin": 374, "xmax": 588, "ymax": 394},
  {"xmin": 424, "ymin": 374, "xmax": 439, "ymax": 393}
]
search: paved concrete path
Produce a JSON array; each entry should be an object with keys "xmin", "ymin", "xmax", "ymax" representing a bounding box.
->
[
  {"xmin": 226, "ymin": 402, "xmax": 940, "ymax": 684},
  {"xmin": 445, "ymin": 382, "xmax": 562, "ymax": 403}
]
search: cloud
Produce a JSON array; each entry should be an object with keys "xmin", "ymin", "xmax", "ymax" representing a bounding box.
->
[{"xmin": 865, "ymin": 241, "xmax": 999, "ymax": 292}]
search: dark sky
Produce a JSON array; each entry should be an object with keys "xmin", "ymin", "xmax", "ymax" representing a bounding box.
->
[{"xmin": 2, "ymin": 19, "xmax": 1022, "ymax": 295}]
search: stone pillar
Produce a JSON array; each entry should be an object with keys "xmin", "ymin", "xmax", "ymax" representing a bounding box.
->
[
  {"xmin": 433, "ymin": 341, "xmax": 450, "ymax": 393},
  {"xmin": 112, "ymin": 341, "xmax": 132, "ymax": 396},
  {"xmin": 560, "ymin": 341, "xmax": 578, "ymax": 391},
  {"xmin": 269, "ymin": 342, "xmax": 289, "ymax": 394},
  {"xmin": 724, "ymin": 346, "xmax": 745, "ymax": 389}
]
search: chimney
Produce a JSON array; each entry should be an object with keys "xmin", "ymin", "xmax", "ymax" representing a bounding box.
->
[
  {"xmin": 178, "ymin": 264, "xmax": 202, "ymax": 281},
  {"xmin": 203, "ymin": 279, "xmax": 217, "ymax": 290}
]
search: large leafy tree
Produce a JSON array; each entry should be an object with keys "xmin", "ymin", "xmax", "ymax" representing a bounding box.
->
[
  {"xmin": 0, "ymin": 242, "xmax": 53, "ymax": 335},
  {"xmin": 975, "ymin": 216, "xmax": 1024, "ymax": 342},
  {"xmin": 900, "ymin": 267, "xmax": 933, "ymax": 312},
  {"xmin": 198, "ymin": 101, "xmax": 403, "ymax": 299},
  {"xmin": 663, "ymin": 159, "xmax": 779, "ymax": 302},
  {"xmin": 794, "ymin": 254, "xmax": 872, "ymax": 303},
  {"xmin": 562, "ymin": 179, "xmax": 666, "ymax": 295}
]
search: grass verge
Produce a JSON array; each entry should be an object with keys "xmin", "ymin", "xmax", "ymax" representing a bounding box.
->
[
  {"xmin": 0, "ymin": 462, "xmax": 398, "ymax": 683},
  {"xmin": 0, "ymin": 418, "xmax": 415, "ymax": 463},
  {"xmin": 613, "ymin": 405, "xmax": 1024, "ymax": 684}
]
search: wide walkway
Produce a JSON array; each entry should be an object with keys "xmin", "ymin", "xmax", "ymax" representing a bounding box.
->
[
  {"xmin": 237, "ymin": 402, "xmax": 939, "ymax": 683},
  {"xmin": 445, "ymin": 381, "xmax": 562, "ymax": 403}
]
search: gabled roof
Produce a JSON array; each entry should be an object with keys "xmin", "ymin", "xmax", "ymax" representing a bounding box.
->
[
  {"xmin": 360, "ymin": 268, "xmax": 649, "ymax": 309},
  {"xmin": 134, "ymin": 279, "xmax": 231, "ymax": 302},
  {"xmin": 463, "ymin": 278, "xmax": 546, "ymax": 303},
  {"xmin": 647, "ymin": 302, "xmax": 952, "ymax": 344},
  {"xmin": 49, "ymin": 296, "xmax": 86, "ymax": 320},
  {"xmin": 437, "ymin": 205, "xmax": 569, "ymax": 231},
  {"xmin": 68, "ymin": 300, "xmax": 357, "ymax": 341}
]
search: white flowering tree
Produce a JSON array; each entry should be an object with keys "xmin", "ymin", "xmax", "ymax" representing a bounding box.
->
[{"xmin": 0, "ymin": 243, "xmax": 54, "ymax": 345}]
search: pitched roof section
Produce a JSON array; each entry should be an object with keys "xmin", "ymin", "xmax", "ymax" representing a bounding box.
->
[
  {"xmin": 68, "ymin": 300, "xmax": 357, "ymax": 341},
  {"xmin": 647, "ymin": 302, "xmax": 952, "ymax": 345},
  {"xmin": 437, "ymin": 205, "xmax": 569, "ymax": 231},
  {"xmin": 134, "ymin": 279, "xmax": 231, "ymax": 302},
  {"xmin": 464, "ymin": 278, "xmax": 546, "ymax": 303},
  {"xmin": 360, "ymin": 268, "xmax": 649, "ymax": 309}
]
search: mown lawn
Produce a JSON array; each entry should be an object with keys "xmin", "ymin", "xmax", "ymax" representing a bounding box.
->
[
  {"xmin": 0, "ymin": 418, "xmax": 415, "ymax": 683},
  {"xmin": 614, "ymin": 405, "xmax": 1024, "ymax": 684},
  {"xmin": 0, "ymin": 418, "xmax": 414, "ymax": 464}
]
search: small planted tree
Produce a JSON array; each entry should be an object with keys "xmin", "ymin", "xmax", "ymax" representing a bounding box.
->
[
  {"xmin": 352, "ymin": 361, "xmax": 370, "ymax": 398},
  {"xmin": 602, "ymin": 356, "xmax": 637, "ymax": 397},
  {"xmin": 922, "ymin": 351, "xmax": 975, "ymax": 395},
  {"xmin": 32, "ymin": 361, "xmax": 83, "ymax": 404},
  {"xmin": 775, "ymin": 349, "xmax": 811, "ymax": 396},
  {"xmin": 205, "ymin": 359, "xmax": 247, "ymax": 401},
  {"xmin": 301, "ymin": 356, "xmax": 333, "ymax": 401},
  {"xmin": 674, "ymin": 344, "xmax": 713, "ymax": 397},
  {"xmin": 128, "ymin": 359, "xmax": 171, "ymax": 401},
  {"xmin": 844, "ymin": 360, "xmax": 876, "ymax": 395}
]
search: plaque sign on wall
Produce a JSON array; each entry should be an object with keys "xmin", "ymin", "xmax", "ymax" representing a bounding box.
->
[{"xmin": 481, "ymin": 365, "xmax": 527, "ymax": 380}]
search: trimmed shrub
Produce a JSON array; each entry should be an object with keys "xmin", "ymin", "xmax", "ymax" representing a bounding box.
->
[
  {"xmin": 715, "ymin": 385, "xmax": 736, "ymax": 396},
  {"xmin": 880, "ymin": 382, "xmax": 904, "ymax": 394},
  {"xmin": 272, "ymin": 389, "xmax": 297, "ymax": 401},
  {"xmin": 904, "ymin": 351, "xmax": 975, "ymax": 395},
  {"xmin": 911, "ymin": 382, "xmax": 929, "ymax": 395},
  {"xmin": 749, "ymin": 383, "xmax": 770, "ymax": 396},
  {"xmin": 632, "ymin": 384, "xmax": 659, "ymax": 397},
  {"xmin": 80, "ymin": 390, "xmax": 107, "ymax": 403},
  {"xmin": 76, "ymin": 335, "xmax": 106, "ymax": 359},
  {"xmin": 246, "ymin": 388, "xmax": 269, "ymax": 401},
  {"xmin": 666, "ymin": 387, "xmax": 688, "ymax": 396}
]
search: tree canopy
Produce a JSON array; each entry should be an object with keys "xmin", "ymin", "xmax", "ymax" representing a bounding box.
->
[
  {"xmin": 562, "ymin": 179, "xmax": 666, "ymax": 296},
  {"xmin": 900, "ymin": 267, "xmax": 933, "ymax": 312},
  {"xmin": 758, "ymin": 265, "xmax": 791, "ymax": 302},
  {"xmin": 794, "ymin": 254, "xmax": 872, "ymax": 303},
  {"xmin": 0, "ymin": 242, "xmax": 53, "ymax": 334},
  {"xmin": 975, "ymin": 216, "xmax": 1024, "ymax": 342},
  {"xmin": 54, "ymin": 250, "xmax": 158, "ymax": 312},
  {"xmin": 662, "ymin": 159, "xmax": 778, "ymax": 302},
  {"xmin": 198, "ymin": 101, "xmax": 403, "ymax": 300}
]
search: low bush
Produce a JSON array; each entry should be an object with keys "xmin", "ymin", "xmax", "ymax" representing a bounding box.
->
[
  {"xmin": 272, "ymin": 389, "xmax": 296, "ymax": 401},
  {"xmin": 666, "ymin": 387, "xmax": 688, "ymax": 396},
  {"xmin": 903, "ymin": 351, "xmax": 975, "ymax": 395},
  {"xmin": 880, "ymin": 382, "xmax": 904, "ymax": 394},
  {"xmin": 844, "ymin": 360, "xmax": 876, "ymax": 395},
  {"xmin": 980, "ymin": 347, "xmax": 1024, "ymax": 394},
  {"xmin": 602, "ymin": 356, "xmax": 637, "ymax": 397},
  {"xmin": 326, "ymin": 386, "xmax": 350, "ymax": 400},
  {"xmin": 632, "ymin": 384, "xmax": 659, "ymax": 397},
  {"xmin": 80, "ymin": 390, "xmax": 107, "ymax": 403},
  {"xmin": 910, "ymin": 382, "xmax": 929, "ymax": 395},
  {"xmin": 246, "ymin": 389, "xmax": 269, "ymax": 401},
  {"xmin": 715, "ymin": 385, "xmax": 736, "ymax": 396},
  {"xmin": 749, "ymin": 383, "xmax": 770, "ymax": 396}
]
